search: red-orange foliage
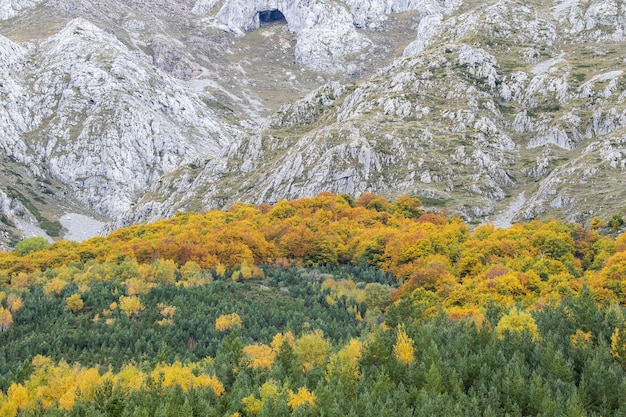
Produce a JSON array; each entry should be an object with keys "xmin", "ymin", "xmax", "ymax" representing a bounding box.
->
[{"xmin": 0, "ymin": 193, "xmax": 624, "ymax": 315}]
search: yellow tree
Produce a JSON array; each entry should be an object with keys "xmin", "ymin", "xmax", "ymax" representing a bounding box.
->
[
  {"xmin": 179, "ymin": 260, "xmax": 204, "ymax": 284},
  {"xmin": 295, "ymin": 330, "xmax": 330, "ymax": 373},
  {"xmin": 157, "ymin": 303, "xmax": 177, "ymax": 326},
  {"xmin": 118, "ymin": 295, "xmax": 144, "ymax": 318},
  {"xmin": 151, "ymin": 362, "xmax": 196, "ymax": 392},
  {"xmin": 0, "ymin": 306, "xmax": 13, "ymax": 332},
  {"xmin": 1, "ymin": 383, "xmax": 29, "ymax": 416},
  {"xmin": 124, "ymin": 277, "xmax": 154, "ymax": 296},
  {"xmin": 65, "ymin": 294, "xmax": 84, "ymax": 313},
  {"xmin": 75, "ymin": 367, "xmax": 103, "ymax": 401},
  {"xmin": 242, "ymin": 380, "xmax": 281, "ymax": 415},
  {"xmin": 243, "ymin": 343, "xmax": 276, "ymax": 370},
  {"xmin": 6, "ymin": 293, "xmax": 22, "ymax": 313},
  {"xmin": 215, "ymin": 313, "xmax": 243, "ymax": 332},
  {"xmin": 271, "ymin": 331, "xmax": 295, "ymax": 352},
  {"xmin": 148, "ymin": 259, "xmax": 177, "ymax": 284},
  {"xmin": 393, "ymin": 328, "xmax": 415, "ymax": 365},
  {"xmin": 325, "ymin": 338, "xmax": 363, "ymax": 383},
  {"xmin": 496, "ymin": 308, "xmax": 539, "ymax": 341},
  {"xmin": 114, "ymin": 364, "xmax": 146, "ymax": 391},
  {"xmin": 215, "ymin": 313, "xmax": 242, "ymax": 331},
  {"xmin": 195, "ymin": 374, "xmax": 225, "ymax": 397},
  {"xmin": 150, "ymin": 362, "xmax": 224, "ymax": 395},
  {"xmin": 27, "ymin": 358, "xmax": 77, "ymax": 410},
  {"xmin": 393, "ymin": 195, "xmax": 423, "ymax": 219},
  {"xmin": 610, "ymin": 328, "xmax": 626, "ymax": 368},
  {"xmin": 43, "ymin": 277, "xmax": 67, "ymax": 296},
  {"xmin": 239, "ymin": 260, "xmax": 253, "ymax": 280},
  {"xmin": 287, "ymin": 387, "xmax": 316, "ymax": 412}
]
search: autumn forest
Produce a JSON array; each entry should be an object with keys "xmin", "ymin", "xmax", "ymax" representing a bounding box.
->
[{"xmin": 1, "ymin": 193, "xmax": 626, "ymax": 416}]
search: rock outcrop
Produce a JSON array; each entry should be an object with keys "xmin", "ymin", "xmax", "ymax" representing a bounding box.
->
[
  {"xmin": 0, "ymin": 35, "xmax": 30, "ymax": 164},
  {"xmin": 2, "ymin": 18, "xmax": 238, "ymax": 219},
  {"xmin": 1, "ymin": 0, "xmax": 626, "ymax": 246},
  {"xmin": 201, "ymin": 0, "xmax": 461, "ymax": 72},
  {"xmin": 0, "ymin": 0, "xmax": 41, "ymax": 20},
  {"xmin": 121, "ymin": 0, "xmax": 626, "ymax": 227}
]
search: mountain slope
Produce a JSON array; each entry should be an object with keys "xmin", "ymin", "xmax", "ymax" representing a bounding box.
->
[
  {"xmin": 119, "ymin": 0, "xmax": 626, "ymax": 228},
  {"xmin": 1, "ymin": 0, "xmax": 625, "ymax": 246}
]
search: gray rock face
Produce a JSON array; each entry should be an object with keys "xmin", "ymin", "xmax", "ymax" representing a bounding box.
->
[
  {"xmin": 0, "ymin": 187, "xmax": 52, "ymax": 250},
  {"xmin": 202, "ymin": 0, "xmax": 460, "ymax": 72},
  {"xmin": 0, "ymin": 35, "xmax": 30, "ymax": 164},
  {"xmin": 129, "ymin": 0, "xmax": 624, "ymax": 227},
  {"xmin": 0, "ymin": 0, "xmax": 41, "ymax": 20},
  {"xmin": 2, "ymin": 18, "xmax": 237, "ymax": 218},
  {"xmin": 2, "ymin": 0, "xmax": 626, "ymax": 246},
  {"xmin": 192, "ymin": 0, "xmax": 220, "ymax": 16},
  {"xmin": 209, "ymin": 0, "xmax": 370, "ymax": 73}
]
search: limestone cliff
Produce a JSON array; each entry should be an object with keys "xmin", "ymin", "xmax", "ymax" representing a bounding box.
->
[
  {"xmin": 0, "ymin": 0, "xmax": 41, "ymax": 21},
  {"xmin": 0, "ymin": 0, "xmax": 625, "ymax": 246},
  {"xmin": 2, "ymin": 18, "xmax": 238, "ymax": 219},
  {"xmin": 202, "ymin": 0, "xmax": 460, "ymax": 72},
  {"xmin": 122, "ymin": 0, "xmax": 626, "ymax": 228}
]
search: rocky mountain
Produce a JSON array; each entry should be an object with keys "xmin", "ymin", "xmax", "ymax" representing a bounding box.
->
[{"xmin": 0, "ymin": 0, "xmax": 625, "ymax": 248}]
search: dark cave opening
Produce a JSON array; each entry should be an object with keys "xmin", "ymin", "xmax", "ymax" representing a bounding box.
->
[{"xmin": 258, "ymin": 9, "xmax": 287, "ymax": 26}]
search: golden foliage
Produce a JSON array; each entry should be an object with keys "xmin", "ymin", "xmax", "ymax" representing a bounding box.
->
[
  {"xmin": 0, "ymin": 384, "xmax": 28, "ymax": 417},
  {"xmin": 19, "ymin": 357, "xmax": 101, "ymax": 411},
  {"xmin": 287, "ymin": 387, "xmax": 316, "ymax": 412},
  {"xmin": 322, "ymin": 279, "xmax": 365, "ymax": 307},
  {"xmin": 156, "ymin": 303, "xmax": 176, "ymax": 326},
  {"xmin": 326, "ymin": 338, "xmax": 363, "ymax": 382},
  {"xmin": 65, "ymin": 294, "xmax": 84, "ymax": 313},
  {"xmin": 271, "ymin": 331, "xmax": 296, "ymax": 352},
  {"xmin": 195, "ymin": 374, "xmax": 225, "ymax": 397},
  {"xmin": 243, "ymin": 343, "xmax": 276, "ymax": 370},
  {"xmin": 570, "ymin": 329, "xmax": 592, "ymax": 349},
  {"xmin": 610, "ymin": 328, "xmax": 626, "ymax": 368},
  {"xmin": 0, "ymin": 306, "xmax": 13, "ymax": 332},
  {"xmin": 43, "ymin": 277, "xmax": 67, "ymax": 295},
  {"xmin": 158, "ymin": 303, "xmax": 177, "ymax": 318},
  {"xmin": 151, "ymin": 259, "xmax": 178, "ymax": 284},
  {"xmin": 150, "ymin": 362, "xmax": 224, "ymax": 396},
  {"xmin": 215, "ymin": 313, "xmax": 242, "ymax": 331},
  {"xmin": 6, "ymin": 293, "xmax": 22, "ymax": 313},
  {"xmin": 9, "ymin": 272, "xmax": 29, "ymax": 288},
  {"xmin": 114, "ymin": 364, "xmax": 146, "ymax": 391},
  {"xmin": 393, "ymin": 328, "xmax": 415, "ymax": 365},
  {"xmin": 1, "ymin": 194, "xmax": 626, "ymax": 318},
  {"xmin": 242, "ymin": 395, "xmax": 263, "ymax": 415},
  {"xmin": 295, "ymin": 330, "xmax": 330, "ymax": 373},
  {"xmin": 124, "ymin": 277, "xmax": 154, "ymax": 296},
  {"xmin": 496, "ymin": 308, "xmax": 539, "ymax": 341},
  {"xmin": 118, "ymin": 295, "xmax": 144, "ymax": 318},
  {"xmin": 242, "ymin": 380, "xmax": 280, "ymax": 415},
  {"xmin": 215, "ymin": 263, "xmax": 226, "ymax": 278},
  {"xmin": 0, "ymin": 357, "xmax": 225, "ymax": 416},
  {"xmin": 259, "ymin": 379, "xmax": 280, "ymax": 399},
  {"xmin": 151, "ymin": 362, "xmax": 194, "ymax": 391}
]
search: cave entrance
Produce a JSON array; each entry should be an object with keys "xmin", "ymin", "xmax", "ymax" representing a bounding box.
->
[{"xmin": 258, "ymin": 9, "xmax": 287, "ymax": 26}]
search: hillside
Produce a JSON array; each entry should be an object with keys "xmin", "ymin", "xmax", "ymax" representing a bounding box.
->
[
  {"xmin": 1, "ymin": 194, "xmax": 626, "ymax": 415},
  {"xmin": 0, "ymin": 0, "xmax": 625, "ymax": 248}
]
